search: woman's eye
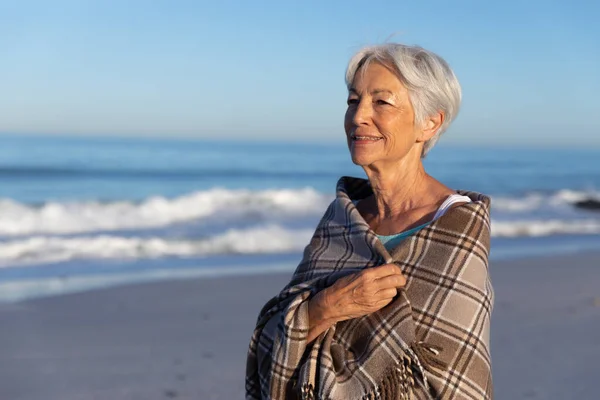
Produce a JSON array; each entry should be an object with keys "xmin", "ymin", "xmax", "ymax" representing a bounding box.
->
[
  {"xmin": 375, "ymin": 99, "xmax": 390, "ymax": 106},
  {"xmin": 347, "ymin": 98, "xmax": 358, "ymax": 105}
]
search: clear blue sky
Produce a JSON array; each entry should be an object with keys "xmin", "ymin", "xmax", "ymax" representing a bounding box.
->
[{"xmin": 1, "ymin": 0, "xmax": 598, "ymax": 146}]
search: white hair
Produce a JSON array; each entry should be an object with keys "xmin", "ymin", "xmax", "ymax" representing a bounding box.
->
[{"xmin": 345, "ymin": 43, "xmax": 462, "ymax": 157}]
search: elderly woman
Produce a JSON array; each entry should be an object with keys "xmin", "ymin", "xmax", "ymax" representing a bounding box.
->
[{"xmin": 246, "ymin": 43, "xmax": 493, "ymax": 400}]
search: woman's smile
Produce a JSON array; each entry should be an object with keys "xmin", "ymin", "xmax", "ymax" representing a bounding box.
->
[{"xmin": 351, "ymin": 134, "xmax": 383, "ymax": 144}]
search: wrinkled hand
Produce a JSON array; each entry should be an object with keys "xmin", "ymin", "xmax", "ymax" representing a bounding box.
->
[{"xmin": 315, "ymin": 263, "xmax": 406, "ymax": 323}]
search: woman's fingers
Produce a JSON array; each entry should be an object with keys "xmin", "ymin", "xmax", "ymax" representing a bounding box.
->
[
  {"xmin": 375, "ymin": 287, "xmax": 398, "ymax": 300},
  {"xmin": 375, "ymin": 273, "xmax": 406, "ymax": 290},
  {"xmin": 366, "ymin": 263, "xmax": 402, "ymax": 278},
  {"xmin": 374, "ymin": 297, "xmax": 395, "ymax": 309},
  {"xmin": 324, "ymin": 263, "xmax": 406, "ymax": 322}
]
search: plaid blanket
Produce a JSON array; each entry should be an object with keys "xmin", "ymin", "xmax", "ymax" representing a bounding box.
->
[{"xmin": 246, "ymin": 176, "xmax": 493, "ymax": 399}]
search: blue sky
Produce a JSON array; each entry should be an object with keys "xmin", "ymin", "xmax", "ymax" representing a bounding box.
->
[{"xmin": 1, "ymin": 0, "xmax": 598, "ymax": 146}]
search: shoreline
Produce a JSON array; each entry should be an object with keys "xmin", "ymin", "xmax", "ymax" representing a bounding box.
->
[{"xmin": 1, "ymin": 251, "xmax": 599, "ymax": 399}]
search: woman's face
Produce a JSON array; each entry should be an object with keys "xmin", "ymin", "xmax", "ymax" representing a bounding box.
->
[{"xmin": 344, "ymin": 62, "xmax": 422, "ymax": 168}]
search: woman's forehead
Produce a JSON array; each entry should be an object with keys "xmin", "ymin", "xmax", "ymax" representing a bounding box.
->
[{"xmin": 350, "ymin": 63, "xmax": 407, "ymax": 94}]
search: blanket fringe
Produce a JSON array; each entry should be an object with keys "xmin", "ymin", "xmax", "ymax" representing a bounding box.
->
[
  {"xmin": 411, "ymin": 341, "xmax": 448, "ymax": 374},
  {"xmin": 362, "ymin": 341, "xmax": 445, "ymax": 400},
  {"xmin": 301, "ymin": 383, "xmax": 315, "ymax": 400},
  {"xmin": 359, "ymin": 354, "xmax": 415, "ymax": 400},
  {"xmin": 301, "ymin": 342, "xmax": 444, "ymax": 400}
]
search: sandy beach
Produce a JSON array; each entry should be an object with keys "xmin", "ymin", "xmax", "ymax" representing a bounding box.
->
[{"xmin": 1, "ymin": 251, "xmax": 599, "ymax": 400}]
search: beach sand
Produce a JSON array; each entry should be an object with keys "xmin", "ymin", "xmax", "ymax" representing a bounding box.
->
[{"xmin": 1, "ymin": 252, "xmax": 599, "ymax": 400}]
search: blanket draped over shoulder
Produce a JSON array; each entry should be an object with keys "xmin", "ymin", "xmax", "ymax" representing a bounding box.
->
[{"xmin": 246, "ymin": 177, "xmax": 494, "ymax": 400}]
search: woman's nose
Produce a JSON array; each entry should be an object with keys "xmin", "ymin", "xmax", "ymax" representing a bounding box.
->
[{"xmin": 352, "ymin": 100, "xmax": 372, "ymax": 126}]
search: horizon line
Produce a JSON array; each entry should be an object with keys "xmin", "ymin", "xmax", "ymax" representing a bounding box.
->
[{"xmin": 1, "ymin": 131, "xmax": 598, "ymax": 151}]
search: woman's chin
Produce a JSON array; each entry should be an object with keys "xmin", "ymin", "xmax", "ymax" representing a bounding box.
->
[
  {"xmin": 349, "ymin": 147, "xmax": 377, "ymax": 166},
  {"xmin": 350, "ymin": 153, "xmax": 374, "ymax": 167}
]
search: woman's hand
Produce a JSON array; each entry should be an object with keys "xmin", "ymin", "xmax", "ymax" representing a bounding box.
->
[
  {"xmin": 307, "ymin": 264, "xmax": 406, "ymax": 343},
  {"xmin": 319, "ymin": 263, "xmax": 406, "ymax": 321}
]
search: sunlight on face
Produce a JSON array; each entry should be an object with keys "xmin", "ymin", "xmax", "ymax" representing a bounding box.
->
[{"xmin": 344, "ymin": 62, "xmax": 420, "ymax": 168}]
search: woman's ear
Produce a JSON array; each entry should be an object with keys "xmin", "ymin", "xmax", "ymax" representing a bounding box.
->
[{"xmin": 417, "ymin": 111, "xmax": 445, "ymax": 142}]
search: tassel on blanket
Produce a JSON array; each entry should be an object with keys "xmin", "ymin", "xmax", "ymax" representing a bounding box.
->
[
  {"xmin": 361, "ymin": 341, "xmax": 448, "ymax": 400},
  {"xmin": 381, "ymin": 354, "xmax": 415, "ymax": 400},
  {"xmin": 360, "ymin": 354, "xmax": 416, "ymax": 400},
  {"xmin": 299, "ymin": 342, "xmax": 445, "ymax": 399},
  {"xmin": 301, "ymin": 383, "xmax": 315, "ymax": 400},
  {"xmin": 411, "ymin": 341, "xmax": 448, "ymax": 374}
]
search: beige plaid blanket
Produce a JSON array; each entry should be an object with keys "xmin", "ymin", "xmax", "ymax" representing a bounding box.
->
[{"xmin": 246, "ymin": 176, "xmax": 493, "ymax": 399}]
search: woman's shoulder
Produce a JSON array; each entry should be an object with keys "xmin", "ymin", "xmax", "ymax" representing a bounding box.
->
[
  {"xmin": 455, "ymin": 189, "xmax": 491, "ymax": 204},
  {"xmin": 426, "ymin": 184, "xmax": 491, "ymax": 240},
  {"xmin": 431, "ymin": 177, "xmax": 489, "ymax": 205},
  {"xmin": 434, "ymin": 176, "xmax": 491, "ymax": 214}
]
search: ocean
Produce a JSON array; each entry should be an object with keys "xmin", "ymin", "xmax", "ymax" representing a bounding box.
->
[{"xmin": 1, "ymin": 134, "xmax": 599, "ymax": 301}]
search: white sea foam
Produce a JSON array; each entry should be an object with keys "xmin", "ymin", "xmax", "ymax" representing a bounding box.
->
[
  {"xmin": 1, "ymin": 218, "xmax": 599, "ymax": 267},
  {"xmin": 491, "ymin": 219, "xmax": 600, "ymax": 237},
  {"xmin": 0, "ymin": 225, "xmax": 314, "ymax": 267},
  {"xmin": 492, "ymin": 190, "xmax": 599, "ymax": 213},
  {"xmin": 2, "ymin": 188, "xmax": 598, "ymax": 237},
  {"xmin": 1, "ymin": 188, "xmax": 599, "ymax": 268},
  {"xmin": 0, "ymin": 188, "xmax": 330, "ymax": 236}
]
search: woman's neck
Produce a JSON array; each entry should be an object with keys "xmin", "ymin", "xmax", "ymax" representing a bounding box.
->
[{"xmin": 362, "ymin": 159, "xmax": 442, "ymax": 221}]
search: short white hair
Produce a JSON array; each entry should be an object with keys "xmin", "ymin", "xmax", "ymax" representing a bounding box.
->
[{"xmin": 345, "ymin": 43, "xmax": 462, "ymax": 157}]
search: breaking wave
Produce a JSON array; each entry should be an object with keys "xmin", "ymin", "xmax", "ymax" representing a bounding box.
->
[
  {"xmin": 0, "ymin": 188, "xmax": 598, "ymax": 266},
  {"xmin": 0, "ymin": 225, "xmax": 314, "ymax": 267},
  {"xmin": 2, "ymin": 188, "xmax": 599, "ymax": 237},
  {"xmin": 1, "ymin": 220, "xmax": 599, "ymax": 267},
  {"xmin": 0, "ymin": 188, "xmax": 330, "ymax": 236}
]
